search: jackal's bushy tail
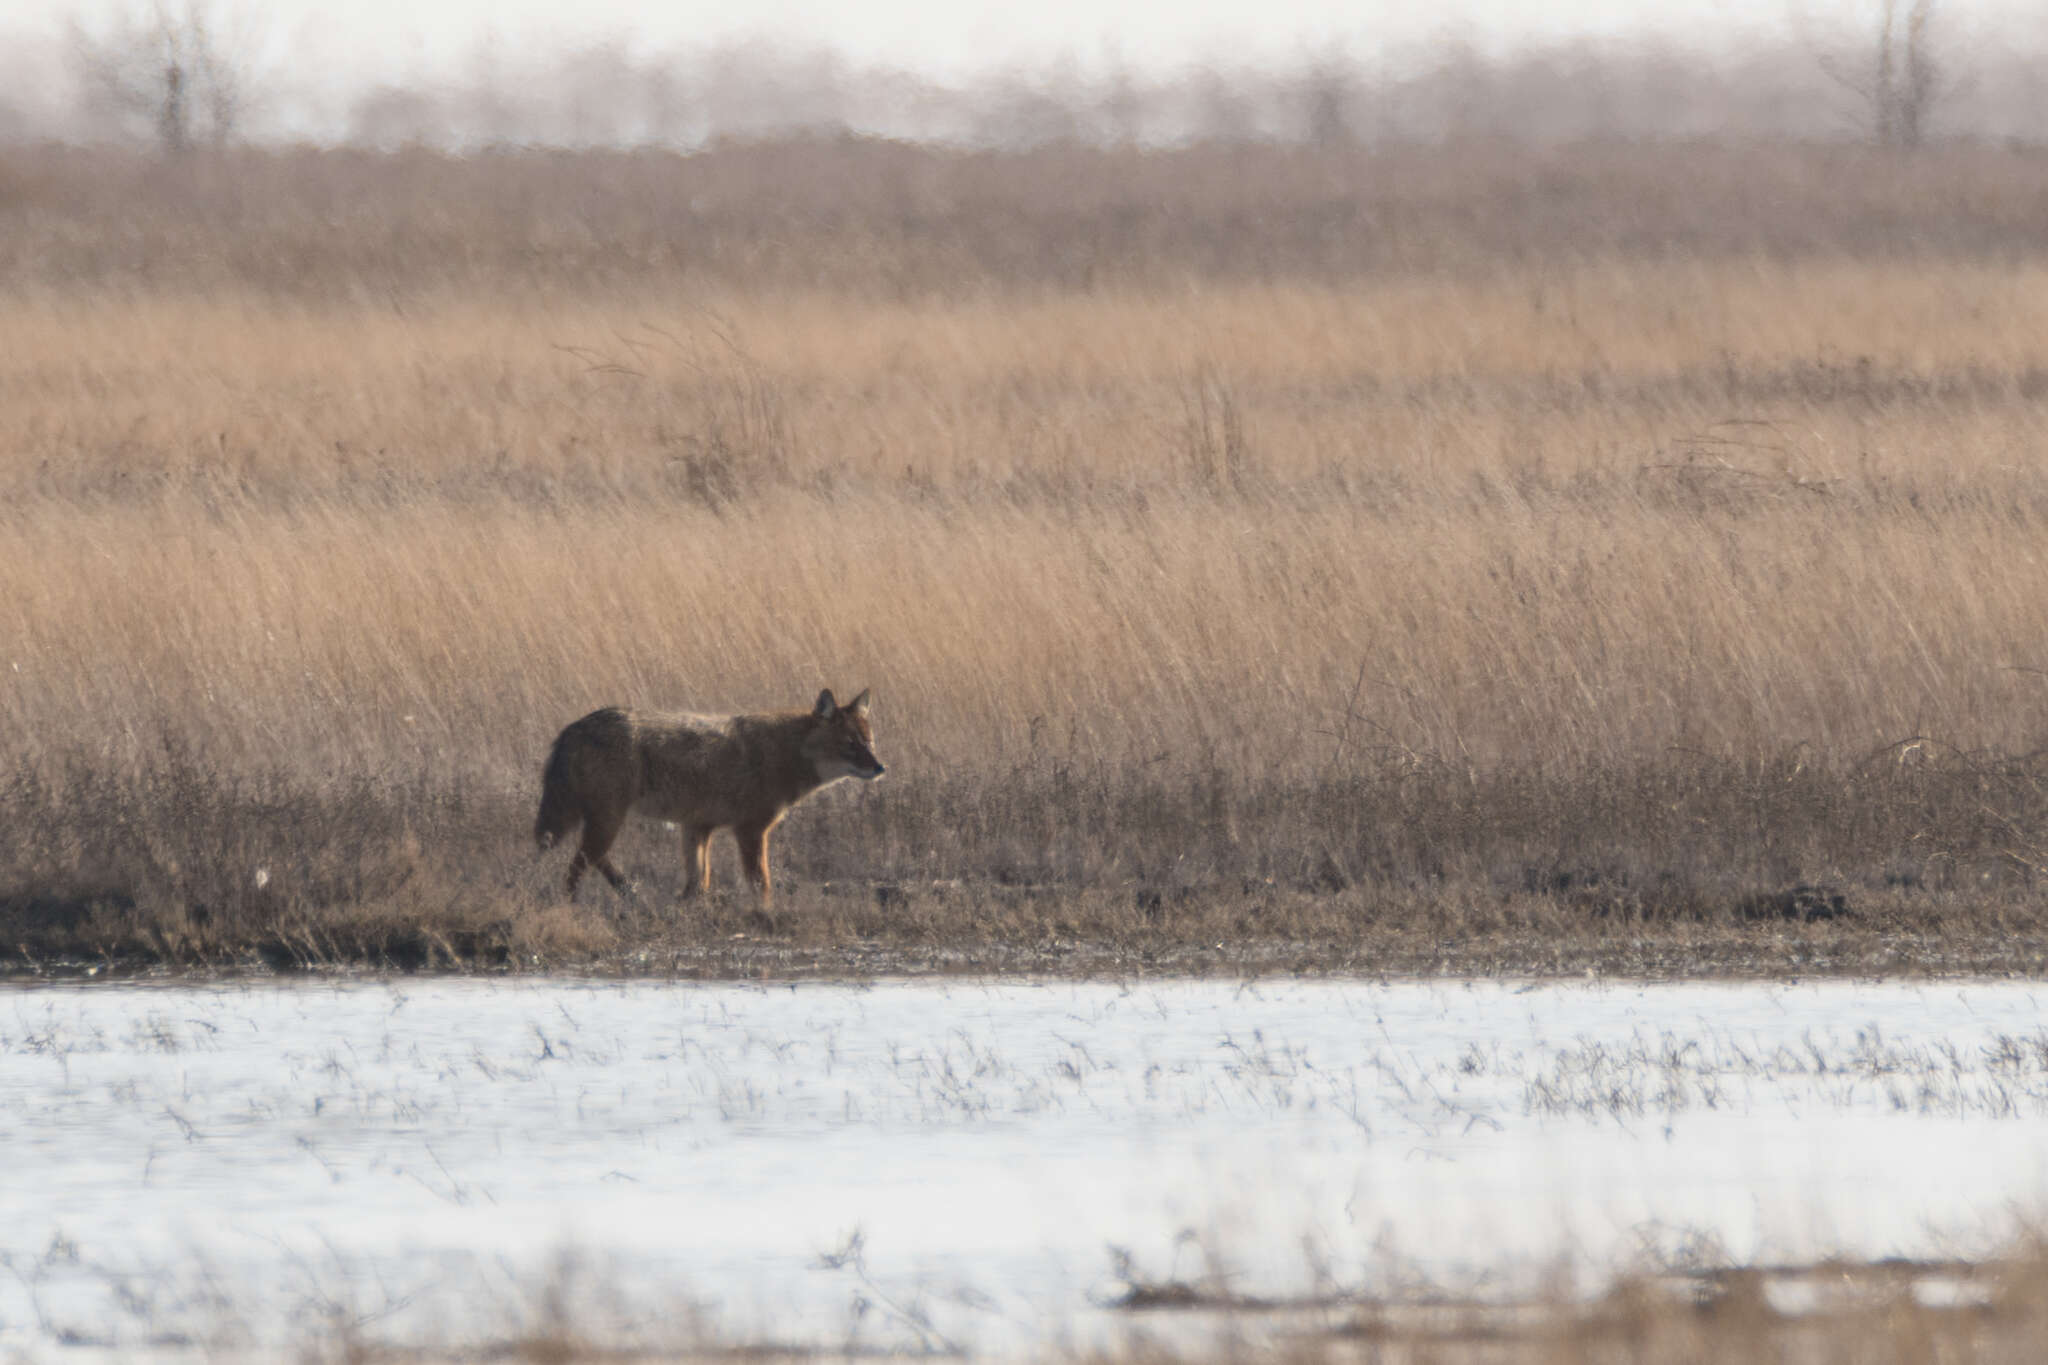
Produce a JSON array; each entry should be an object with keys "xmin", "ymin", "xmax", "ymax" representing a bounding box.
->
[{"xmin": 533, "ymin": 733, "xmax": 580, "ymax": 850}]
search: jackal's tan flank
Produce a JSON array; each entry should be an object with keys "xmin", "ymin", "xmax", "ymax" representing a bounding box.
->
[{"xmin": 534, "ymin": 688, "xmax": 884, "ymax": 902}]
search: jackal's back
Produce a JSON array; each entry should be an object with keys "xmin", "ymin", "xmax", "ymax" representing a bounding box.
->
[
  {"xmin": 630, "ymin": 706, "xmax": 824, "ymax": 828},
  {"xmin": 534, "ymin": 704, "xmax": 828, "ymax": 839}
]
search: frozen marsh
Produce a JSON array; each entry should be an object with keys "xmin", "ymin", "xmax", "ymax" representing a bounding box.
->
[{"xmin": 4, "ymin": 976, "xmax": 2048, "ymax": 1358}]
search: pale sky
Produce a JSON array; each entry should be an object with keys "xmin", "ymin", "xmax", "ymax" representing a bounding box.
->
[
  {"xmin": 263, "ymin": 0, "xmax": 1791, "ymax": 73},
  {"xmin": 9, "ymin": 0, "xmax": 2033, "ymax": 81},
  {"xmin": 3, "ymin": 0, "xmax": 2036, "ymax": 144}
]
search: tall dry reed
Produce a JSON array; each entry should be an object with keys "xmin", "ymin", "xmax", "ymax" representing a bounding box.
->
[{"xmin": 6, "ymin": 143, "xmax": 2048, "ymax": 966}]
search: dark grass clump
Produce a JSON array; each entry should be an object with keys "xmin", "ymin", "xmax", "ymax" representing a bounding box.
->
[{"xmin": 7, "ymin": 742, "xmax": 2048, "ymax": 977}]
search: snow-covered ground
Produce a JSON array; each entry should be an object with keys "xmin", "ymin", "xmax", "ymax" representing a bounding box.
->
[{"xmin": 4, "ymin": 975, "xmax": 2048, "ymax": 1357}]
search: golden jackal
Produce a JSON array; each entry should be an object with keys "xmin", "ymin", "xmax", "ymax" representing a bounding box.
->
[{"xmin": 534, "ymin": 688, "xmax": 884, "ymax": 903}]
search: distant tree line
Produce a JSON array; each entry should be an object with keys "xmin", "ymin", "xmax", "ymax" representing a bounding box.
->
[{"xmin": 12, "ymin": 0, "xmax": 2042, "ymax": 153}]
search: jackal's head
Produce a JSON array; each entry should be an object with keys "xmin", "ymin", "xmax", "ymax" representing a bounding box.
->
[{"xmin": 807, "ymin": 687, "xmax": 885, "ymax": 783}]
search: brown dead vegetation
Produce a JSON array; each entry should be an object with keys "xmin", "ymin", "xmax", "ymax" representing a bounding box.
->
[{"xmin": 6, "ymin": 140, "xmax": 2048, "ymax": 974}]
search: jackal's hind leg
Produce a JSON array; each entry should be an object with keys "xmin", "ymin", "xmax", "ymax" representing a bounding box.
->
[
  {"xmin": 736, "ymin": 820, "xmax": 773, "ymax": 905},
  {"xmin": 681, "ymin": 824, "xmax": 715, "ymax": 898},
  {"xmin": 569, "ymin": 807, "xmax": 631, "ymax": 900}
]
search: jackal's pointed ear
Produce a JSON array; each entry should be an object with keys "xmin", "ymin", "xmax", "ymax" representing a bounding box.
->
[
  {"xmin": 846, "ymin": 688, "xmax": 871, "ymax": 717},
  {"xmin": 813, "ymin": 689, "xmax": 838, "ymax": 719}
]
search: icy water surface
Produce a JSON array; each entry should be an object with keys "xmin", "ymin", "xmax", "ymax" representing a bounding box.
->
[{"xmin": 4, "ymin": 975, "xmax": 2048, "ymax": 1357}]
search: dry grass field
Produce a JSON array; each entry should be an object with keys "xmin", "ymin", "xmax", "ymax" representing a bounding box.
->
[
  {"xmin": 409, "ymin": 1253, "xmax": 2048, "ymax": 1363},
  {"xmin": 303, "ymin": 1242, "xmax": 2048, "ymax": 1363},
  {"xmin": 8, "ymin": 140, "xmax": 2048, "ymax": 971}
]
